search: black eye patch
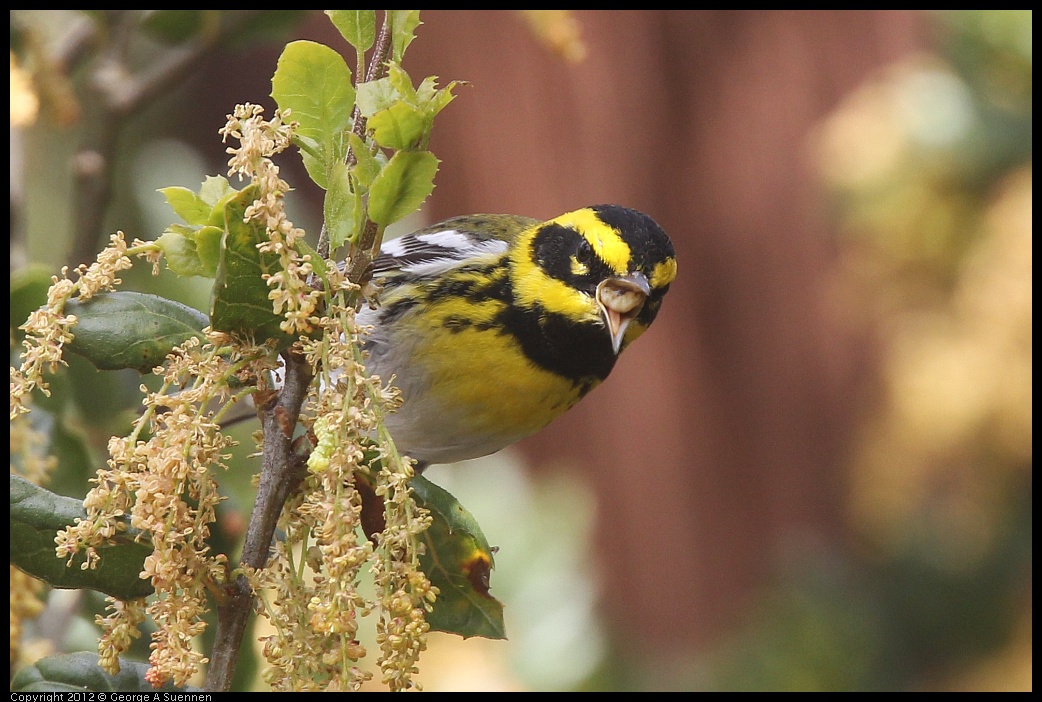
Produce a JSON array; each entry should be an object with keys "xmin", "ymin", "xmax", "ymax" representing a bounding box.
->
[{"xmin": 531, "ymin": 224, "xmax": 609, "ymax": 289}]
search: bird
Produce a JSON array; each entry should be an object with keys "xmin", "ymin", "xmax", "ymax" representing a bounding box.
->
[{"xmin": 355, "ymin": 204, "xmax": 677, "ymax": 471}]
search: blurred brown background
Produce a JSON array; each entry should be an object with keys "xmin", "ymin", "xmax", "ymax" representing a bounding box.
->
[{"xmin": 11, "ymin": 10, "xmax": 1031, "ymax": 691}]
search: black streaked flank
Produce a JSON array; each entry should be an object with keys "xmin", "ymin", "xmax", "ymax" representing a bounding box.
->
[{"xmin": 377, "ymin": 298, "xmax": 421, "ymax": 327}]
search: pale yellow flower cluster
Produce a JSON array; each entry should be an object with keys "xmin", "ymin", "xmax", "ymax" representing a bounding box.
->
[
  {"xmin": 252, "ymin": 292, "xmax": 377, "ymax": 690},
  {"xmin": 54, "ymin": 333, "xmax": 261, "ymax": 687},
  {"xmin": 370, "ymin": 457, "xmax": 436, "ymax": 693},
  {"xmin": 11, "ymin": 231, "xmax": 153, "ymax": 678},
  {"xmin": 10, "ymin": 232, "xmax": 132, "ymax": 418},
  {"xmin": 95, "ymin": 597, "xmax": 146, "ymax": 677},
  {"xmin": 248, "ymin": 271, "xmax": 435, "ymax": 690},
  {"xmin": 220, "ymin": 103, "xmax": 322, "ymax": 336}
]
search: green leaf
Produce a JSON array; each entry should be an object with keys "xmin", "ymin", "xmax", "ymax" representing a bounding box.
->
[
  {"xmin": 271, "ymin": 40, "xmax": 355, "ymax": 190},
  {"xmin": 9, "ymin": 475, "xmax": 154, "ymax": 600},
  {"xmin": 411, "ymin": 475, "xmax": 506, "ymax": 639},
  {"xmin": 389, "ymin": 10, "xmax": 422, "ymax": 63},
  {"xmin": 158, "ymin": 177, "xmax": 238, "ymax": 277},
  {"xmin": 367, "ymin": 101, "xmax": 427, "ymax": 151},
  {"xmin": 11, "ymin": 652, "xmax": 193, "ymax": 693},
  {"xmin": 158, "ymin": 185, "xmax": 211, "ymax": 225},
  {"xmin": 198, "ymin": 174, "xmax": 238, "ymax": 210},
  {"xmin": 355, "ymin": 76, "xmax": 400, "ymax": 119},
  {"xmin": 386, "ymin": 63, "xmax": 419, "ymax": 104},
  {"xmin": 417, "ymin": 76, "xmax": 463, "ymax": 120},
  {"xmin": 368, "ymin": 150, "xmax": 439, "ymax": 226},
  {"xmin": 157, "ymin": 224, "xmax": 223, "ymax": 278},
  {"xmin": 324, "ymin": 160, "xmax": 359, "ymax": 250},
  {"xmin": 209, "ymin": 185, "xmax": 291, "ymax": 343},
  {"xmin": 348, "ymin": 132, "xmax": 382, "ymax": 188},
  {"xmin": 193, "ymin": 224, "xmax": 224, "ymax": 274},
  {"xmin": 326, "ymin": 10, "xmax": 375, "ymax": 52},
  {"xmin": 64, "ymin": 292, "xmax": 208, "ymax": 373}
]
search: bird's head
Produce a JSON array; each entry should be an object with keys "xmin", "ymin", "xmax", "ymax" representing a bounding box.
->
[{"xmin": 512, "ymin": 204, "xmax": 677, "ymax": 355}]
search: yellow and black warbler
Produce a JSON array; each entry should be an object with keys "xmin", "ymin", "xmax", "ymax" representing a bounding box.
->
[{"xmin": 357, "ymin": 204, "xmax": 677, "ymax": 470}]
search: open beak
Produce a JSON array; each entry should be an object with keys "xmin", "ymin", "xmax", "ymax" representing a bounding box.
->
[{"xmin": 596, "ymin": 272, "xmax": 651, "ymax": 355}]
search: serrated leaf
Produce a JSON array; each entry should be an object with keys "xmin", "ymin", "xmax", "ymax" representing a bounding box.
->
[
  {"xmin": 209, "ymin": 185, "xmax": 291, "ymax": 343},
  {"xmin": 326, "ymin": 10, "xmax": 375, "ymax": 52},
  {"xmin": 411, "ymin": 475, "xmax": 506, "ymax": 639},
  {"xmin": 64, "ymin": 292, "xmax": 208, "ymax": 373},
  {"xmin": 389, "ymin": 10, "xmax": 422, "ymax": 63},
  {"xmin": 158, "ymin": 185, "xmax": 212, "ymax": 225},
  {"xmin": 368, "ymin": 101, "xmax": 427, "ymax": 151},
  {"xmin": 368, "ymin": 150, "xmax": 439, "ymax": 226},
  {"xmin": 271, "ymin": 40, "xmax": 355, "ymax": 190},
  {"xmin": 324, "ymin": 160, "xmax": 359, "ymax": 250},
  {"xmin": 9, "ymin": 475, "xmax": 154, "ymax": 600},
  {"xmin": 11, "ymin": 652, "xmax": 194, "ymax": 693},
  {"xmin": 417, "ymin": 76, "xmax": 463, "ymax": 120},
  {"xmin": 198, "ymin": 174, "xmax": 238, "ymax": 209}
]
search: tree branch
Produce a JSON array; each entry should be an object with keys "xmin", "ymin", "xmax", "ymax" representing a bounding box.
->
[{"xmin": 205, "ymin": 350, "xmax": 312, "ymax": 692}]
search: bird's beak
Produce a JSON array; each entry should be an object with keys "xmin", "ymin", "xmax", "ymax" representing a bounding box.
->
[{"xmin": 596, "ymin": 271, "xmax": 651, "ymax": 355}]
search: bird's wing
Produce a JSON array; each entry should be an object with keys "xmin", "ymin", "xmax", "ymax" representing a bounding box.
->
[{"xmin": 373, "ymin": 214, "xmax": 537, "ymax": 278}]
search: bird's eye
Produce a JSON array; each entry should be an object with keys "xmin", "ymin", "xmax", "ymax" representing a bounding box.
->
[{"xmin": 575, "ymin": 239, "xmax": 593, "ymax": 264}]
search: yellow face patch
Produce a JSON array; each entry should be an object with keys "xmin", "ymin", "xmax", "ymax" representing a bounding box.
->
[
  {"xmin": 510, "ymin": 220, "xmax": 601, "ymax": 319},
  {"xmin": 550, "ymin": 208, "xmax": 631, "ymax": 274},
  {"xmin": 650, "ymin": 256, "xmax": 678, "ymax": 289}
]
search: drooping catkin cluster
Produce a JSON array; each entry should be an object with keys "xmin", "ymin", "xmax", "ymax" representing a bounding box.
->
[
  {"xmin": 19, "ymin": 223, "xmax": 283, "ymax": 689},
  {"xmin": 10, "ymin": 232, "xmax": 133, "ymax": 419},
  {"xmin": 15, "ymin": 99, "xmax": 437, "ymax": 691},
  {"xmin": 249, "ymin": 265, "xmax": 435, "ymax": 692},
  {"xmin": 54, "ymin": 331, "xmax": 268, "ymax": 688},
  {"xmin": 250, "ymin": 289, "xmax": 376, "ymax": 690},
  {"xmin": 369, "ymin": 457, "xmax": 437, "ymax": 692},
  {"xmin": 220, "ymin": 103, "xmax": 322, "ymax": 336}
]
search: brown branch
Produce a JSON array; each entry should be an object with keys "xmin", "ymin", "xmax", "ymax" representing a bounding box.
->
[{"xmin": 205, "ymin": 350, "xmax": 312, "ymax": 692}]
